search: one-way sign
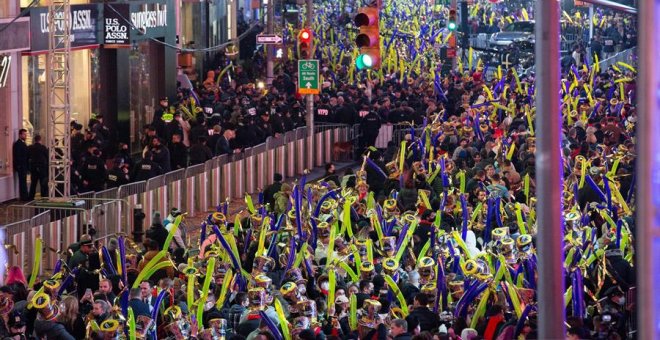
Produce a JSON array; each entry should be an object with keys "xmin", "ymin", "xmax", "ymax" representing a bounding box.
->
[{"xmin": 256, "ymin": 34, "xmax": 283, "ymax": 44}]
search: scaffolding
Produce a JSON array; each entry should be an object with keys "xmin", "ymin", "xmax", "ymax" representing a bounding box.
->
[{"xmin": 47, "ymin": 0, "xmax": 72, "ymax": 199}]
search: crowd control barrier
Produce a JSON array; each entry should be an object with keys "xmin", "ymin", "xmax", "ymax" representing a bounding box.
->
[{"xmin": 0, "ymin": 123, "xmax": 359, "ymax": 277}]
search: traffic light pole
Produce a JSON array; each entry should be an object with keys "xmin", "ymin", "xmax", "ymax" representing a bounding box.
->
[
  {"xmin": 535, "ymin": 1, "xmax": 565, "ymax": 338},
  {"xmin": 266, "ymin": 0, "xmax": 274, "ymax": 85},
  {"xmin": 305, "ymin": 0, "xmax": 315, "ymax": 170}
]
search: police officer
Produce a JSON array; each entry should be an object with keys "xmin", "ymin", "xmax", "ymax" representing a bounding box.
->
[
  {"xmin": 315, "ymin": 95, "xmax": 335, "ymax": 123},
  {"xmin": 80, "ymin": 145, "xmax": 107, "ymax": 192},
  {"xmin": 132, "ymin": 151, "xmax": 163, "ymax": 182},
  {"xmin": 360, "ymin": 108, "xmax": 382, "ymax": 152},
  {"xmin": 255, "ymin": 110, "xmax": 274, "ymax": 142},
  {"xmin": 106, "ymin": 157, "xmax": 130, "ymax": 189}
]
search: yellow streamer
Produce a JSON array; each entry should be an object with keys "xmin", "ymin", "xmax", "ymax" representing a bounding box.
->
[{"xmin": 28, "ymin": 238, "xmax": 42, "ymax": 289}]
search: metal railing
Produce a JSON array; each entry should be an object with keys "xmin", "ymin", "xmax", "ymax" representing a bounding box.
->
[{"xmin": 0, "ymin": 124, "xmax": 359, "ymax": 277}]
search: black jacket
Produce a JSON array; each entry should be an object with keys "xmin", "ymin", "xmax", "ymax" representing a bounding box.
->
[
  {"xmin": 263, "ymin": 181, "xmax": 282, "ymax": 210},
  {"xmin": 28, "ymin": 142, "xmax": 49, "ymax": 170},
  {"xmin": 129, "ymin": 298, "xmax": 151, "ymax": 317},
  {"xmin": 408, "ymin": 306, "xmax": 441, "ymax": 332},
  {"xmin": 146, "ymin": 223, "xmax": 168, "ymax": 250},
  {"xmin": 169, "ymin": 142, "xmax": 188, "ymax": 170},
  {"xmin": 13, "ymin": 139, "xmax": 29, "ymax": 172},
  {"xmin": 393, "ymin": 333, "xmax": 413, "ymax": 340}
]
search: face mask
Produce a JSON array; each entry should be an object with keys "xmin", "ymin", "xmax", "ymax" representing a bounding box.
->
[
  {"xmin": 320, "ymin": 281, "xmax": 329, "ymax": 291},
  {"xmin": 204, "ymin": 302, "xmax": 214, "ymax": 311},
  {"xmin": 617, "ymin": 297, "xmax": 626, "ymax": 306}
]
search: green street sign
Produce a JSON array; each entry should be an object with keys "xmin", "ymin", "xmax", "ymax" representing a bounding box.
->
[{"xmin": 298, "ymin": 59, "xmax": 320, "ymax": 95}]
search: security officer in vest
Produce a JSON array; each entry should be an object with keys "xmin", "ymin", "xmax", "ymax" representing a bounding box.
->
[
  {"xmin": 106, "ymin": 157, "xmax": 131, "ymax": 189},
  {"xmin": 359, "ymin": 108, "xmax": 382, "ymax": 152},
  {"xmin": 80, "ymin": 145, "xmax": 107, "ymax": 192},
  {"xmin": 132, "ymin": 151, "xmax": 163, "ymax": 182}
]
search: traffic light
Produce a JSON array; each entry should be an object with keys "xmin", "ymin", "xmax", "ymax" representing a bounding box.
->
[
  {"xmin": 354, "ymin": 6, "xmax": 380, "ymax": 70},
  {"xmin": 298, "ymin": 28, "xmax": 313, "ymax": 59},
  {"xmin": 448, "ymin": 9, "xmax": 457, "ymax": 31}
]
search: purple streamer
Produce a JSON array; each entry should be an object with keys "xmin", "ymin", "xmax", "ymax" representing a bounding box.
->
[
  {"xmin": 585, "ymin": 175, "xmax": 607, "ymax": 203},
  {"xmin": 211, "ymin": 225, "xmax": 241, "ymax": 271},
  {"xmin": 366, "ymin": 157, "xmax": 387, "ymax": 179},
  {"xmin": 200, "ymin": 221, "xmax": 207, "ymax": 247},
  {"xmin": 150, "ymin": 289, "xmax": 169, "ymax": 322},
  {"xmin": 259, "ymin": 311, "xmax": 283, "ymax": 340},
  {"xmin": 118, "ymin": 236, "xmax": 127, "ymax": 286},
  {"xmin": 101, "ymin": 246, "xmax": 117, "ymax": 276}
]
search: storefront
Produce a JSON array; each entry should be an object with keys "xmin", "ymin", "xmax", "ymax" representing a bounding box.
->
[
  {"xmin": 179, "ymin": 0, "xmax": 229, "ymax": 78},
  {"xmin": 97, "ymin": 0, "xmax": 177, "ymax": 151},
  {"xmin": 0, "ymin": 0, "xmax": 33, "ymax": 202},
  {"xmin": 21, "ymin": 4, "xmax": 101, "ymax": 141}
]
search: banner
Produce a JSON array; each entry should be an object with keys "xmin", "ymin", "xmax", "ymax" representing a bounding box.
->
[
  {"xmin": 103, "ymin": 4, "xmax": 130, "ymax": 45},
  {"xmin": 29, "ymin": 4, "xmax": 100, "ymax": 52}
]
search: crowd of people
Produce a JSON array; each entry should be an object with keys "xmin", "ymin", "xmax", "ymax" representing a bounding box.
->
[{"xmin": 7, "ymin": 0, "xmax": 638, "ymax": 339}]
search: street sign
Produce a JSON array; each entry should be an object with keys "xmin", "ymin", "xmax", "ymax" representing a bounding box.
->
[
  {"xmin": 298, "ymin": 59, "xmax": 320, "ymax": 95},
  {"xmin": 256, "ymin": 34, "xmax": 283, "ymax": 44}
]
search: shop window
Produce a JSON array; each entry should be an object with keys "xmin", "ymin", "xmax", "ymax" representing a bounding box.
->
[{"xmin": 22, "ymin": 49, "xmax": 98, "ymax": 145}]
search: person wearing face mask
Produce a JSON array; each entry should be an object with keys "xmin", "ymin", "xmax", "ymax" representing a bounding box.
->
[
  {"xmin": 599, "ymin": 286, "xmax": 628, "ymax": 339},
  {"xmin": 202, "ymin": 293, "xmax": 223, "ymax": 329}
]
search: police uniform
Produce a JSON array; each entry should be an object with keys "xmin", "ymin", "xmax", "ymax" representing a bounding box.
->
[
  {"xmin": 106, "ymin": 166, "xmax": 130, "ymax": 188},
  {"xmin": 315, "ymin": 103, "xmax": 335, "ymax": 123},
  {"xmin": 80, "ymin": 154, "xmax": 106, "ymax": 191},
  {"xmin": 132, "ymin": 158, "xmax": 163, "ymax": 182},
  {"xmin": 360, "ymin": 111, "xmax": 382, "ymax": 149}
]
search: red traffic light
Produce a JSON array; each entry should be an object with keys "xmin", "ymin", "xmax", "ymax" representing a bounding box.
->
[{"xmin": 299, "ymin": 29, "xmax": 313, "ymax": 43}]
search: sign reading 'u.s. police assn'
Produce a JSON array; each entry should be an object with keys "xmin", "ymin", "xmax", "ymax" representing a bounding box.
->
[{"xmin": 297, "ymin": 59, "xmax": 320, "ymax": 95}]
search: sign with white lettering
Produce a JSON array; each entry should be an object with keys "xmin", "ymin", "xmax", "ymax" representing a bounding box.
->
[
  {"xmin": 129, "ymin": 3, "xmax": 168, "ymax": 39},
  {"xmin": 0, "ymin": 55, "xmax": 11, "ymax": 88},
  {"xmin": 103, "ymin": 4, "xmax": 130, "ymax": 45},
  {"xmin": 29, "ymin": 5, "xmax": 99, "ymax": 52}
]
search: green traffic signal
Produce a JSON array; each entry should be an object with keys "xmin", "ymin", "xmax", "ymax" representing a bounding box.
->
[
  {"xmin": 356, "ymin": 54, "xmax": 374, "ymax": 70},
  {"xmin": 448, "ymin": 21, "xmax": 457, "ymax": 30}
]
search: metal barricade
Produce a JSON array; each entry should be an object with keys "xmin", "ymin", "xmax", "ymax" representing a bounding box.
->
[
  {"xmin": 253, "ymin": 143, "xmax": 268, "ymax": 190},
  {"xmin": 233, "ymin": 151, "xmax": 246, "ymax": 199},
  {"xmin": 295, "ymin": 128, "xmax": 307, "ymax": 175},
  {"xmin": 244, "ymin": 147, "xmax": 256, "ymax": 194},
  {"xmin": 315, "ymin": 132, "xmax": 324, "ymax": 166},
  {"xmin": 2, "ymin": 219, "xmax": 32, "ymax": 273},
  {"xmin": 323, "ymin": 128, "xmax": 333, "ymax": 163},
  {"xmin": 265, "ymin": 137, "xmax": 276, "ymax": 187},
  {"xmin": 145, "ymin": 175, "xmax": 167, "ymax": 226},
  {"xmin": 30, "ymin": 211, "xmax": 53, "ymax": 271},
  {"xmin": 375, "ymin": 125, "xmax": 393, "ymax": 149},
  {"xmin": 272, "ymin": 137, "xmax": 287, "ymax": 181},
  {"xmin": 184, "ymin": 164, "xmax": 207, "ymax": 216},
  {"xmin": 165, "ymin": 169, "xmax": 186, "ymax": 212},
  {"xmin": 220, "ymin": 154, "xmax": 233, "ymax": 201},
  {"xmin": 208, "ymin": 157, "xmax": 222, "ymax": 206},
  {"xmin": 95, "ymin": 188, "xmax": 119, "ymax": 200},
  {"xmin": 285, "ymin": 132, "xmax": 296, "ymax": 178},
  {"xmin": 118, "ymin": 181, "xmax": 146, "ymax": 236}
]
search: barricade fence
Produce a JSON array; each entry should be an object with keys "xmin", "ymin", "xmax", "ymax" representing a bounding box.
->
[{"xmin": 0, "ymin": 123, "xmax": 358, "ymax": 277}]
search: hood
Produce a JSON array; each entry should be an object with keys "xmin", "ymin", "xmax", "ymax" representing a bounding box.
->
[{"xmin": 492, "ymin": 31, "xmax": 531, "ymax": 41}]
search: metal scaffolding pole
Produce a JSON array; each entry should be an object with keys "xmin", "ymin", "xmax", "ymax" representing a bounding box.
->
[
  {"xmin": 637, "ymin": 0, "xmax": 659, "ymax": 338},
  {"xmin": 535, "ymin": 0, "xmax": 564, "ymax": 338},
  {"xmin": 47, "ymin": 0, "xmax": 72, "ymax": 199}
]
